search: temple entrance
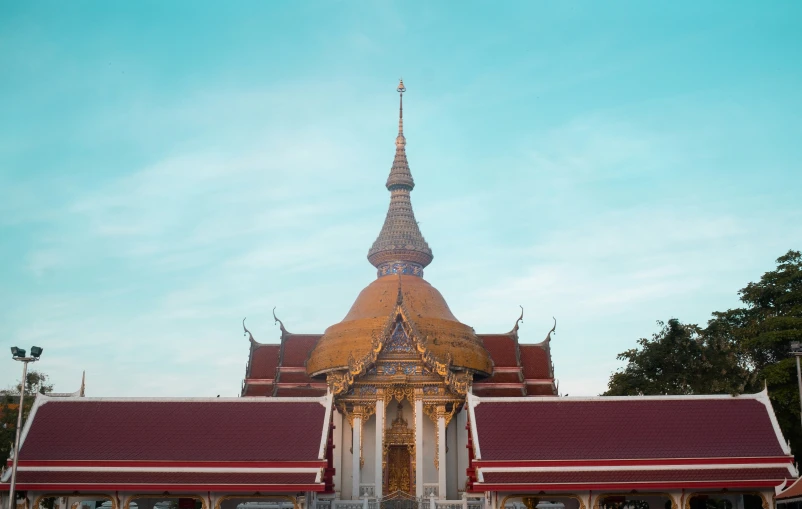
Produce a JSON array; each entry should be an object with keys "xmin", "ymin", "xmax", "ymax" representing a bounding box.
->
[
  {"xmin": 383, "ymin": 403, "xmax": 416, "ymax": 496},
  {"xmin": 380, "ymin": 491, "xmax": 420, "ymax": 509},
  {"xmin": 387, "ymin": 445, "xmax": 412, "ymax": 493}
]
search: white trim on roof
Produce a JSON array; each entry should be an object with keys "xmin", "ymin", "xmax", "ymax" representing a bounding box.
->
[
  {"xmin": 17, "ymin": 466, "xmax": 321, "ymax": 474},
  {"xmin": 318, "ymin": 392, "xmax": 334, "ymax": 460},
  {"xmin": 478, "ymin": 463, "xmax": 796, "ymax": 474},
  {"xmin": 755, "ymin": 385, "xmax": 795, "ymax": 462},
  {"xmin": 470, "ymin": 392, "xmax": 766, "ymax": 403},
  {"xmin": 18, "ymin": 392, "xmax": 46, "ymax": 455},
  {"xmin": 466, "ymin": 393, "xmax": 482, "ymax": 460},
  {"xmin": 35, "ymin": 395, "xmax": 330, "ymax": 403}
]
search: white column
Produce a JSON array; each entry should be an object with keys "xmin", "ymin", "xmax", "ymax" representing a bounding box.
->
[
  {"xmin": 415, "ymin": 397, "xmax": 424, "ymax": 498},
  {"xmin": 375, "ymin": 398, "xmax": 385, "ymax": 499},
  {"xmin": 333, "ymin": 410, "xmax": 344, "ymax": 500},
  {"xmin": 437, "ymin": 414, "xmax": 446, "ymax": 499},
  {"xmin": 352, "ymin": 415, "xmax": 362, "ymax": 499}
]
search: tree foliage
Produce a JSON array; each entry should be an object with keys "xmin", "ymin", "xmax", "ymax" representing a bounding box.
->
[
  {"xmin": 605, "ymin": 250, "xmax": 802, "ymax": 458},
  {"xmin": 605, "ymin": 318, "xmax": 752, "ymax": 396},
  {"xmin": 1, "ymin": 370, "xmax": 54, "ymax": 466}
]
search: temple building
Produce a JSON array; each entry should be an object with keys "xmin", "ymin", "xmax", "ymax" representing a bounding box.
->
[{"xmin": 2, "ymin": 82, "xmax": 799, "ymax": 509}]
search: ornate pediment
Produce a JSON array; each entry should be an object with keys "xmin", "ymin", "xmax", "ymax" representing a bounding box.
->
[{"xmin": 326, "ymin": 302, "xmax": 473, "ymax": 399}]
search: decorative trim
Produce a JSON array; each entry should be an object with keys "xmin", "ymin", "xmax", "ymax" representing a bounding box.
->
[{"xmin": 377, "ymin": 262, "xmax": 424, "ymax": 278}]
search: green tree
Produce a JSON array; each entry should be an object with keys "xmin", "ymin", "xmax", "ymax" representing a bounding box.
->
[
  {"xmin": 1, "ymin": 370, "xmax": 54, "ymax": 465},
  {"xmin": 604, "ymin": 318, "xmax": 751, "ymax": 396},
  {"xmin": 732, "ymin": 250, "xmax": 802, "ymax": 460}
]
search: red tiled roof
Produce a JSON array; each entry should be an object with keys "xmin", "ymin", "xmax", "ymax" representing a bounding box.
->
[
  {"xmin": 525, "ymin": 384, "xmax": 556, "ymax": 396},
  {"xmin": 281, "ymin": 334, "xmax": 321, "ymax": 367},
  {"xmin": 279, "ymin": 372, "xmax": 319, "ymax": 384},
  {"xmin": 242, "ymin": 384, "xmax": 273, "ymax": 396},
  {"xmin": 479, "ymin": 334, "xmax": 519, "ymax": 367},
  {"xmin": 19, "ymin": 397, "xmax": 328, "ymax": 462},
  {"xmin": 248, "ymin": 344, "xmax": 280, "ymax": 380},
  {"xmin": 275, "ymin": 388, "xmax": 327, "ymax": 398},
  {"xmin": 472, "ymin": 387, "xmax": 526, "ymax": 398},
  {"xmin": 520, "ymin": 344, "xmax": 551, "ymax": 379},
  {"xmin": 479, "ymin": 372, "xmax": 522, "ymax": 384},
  {"xmin": 470, "ymin": 393, "xmax": 790, "ymax": 462}
]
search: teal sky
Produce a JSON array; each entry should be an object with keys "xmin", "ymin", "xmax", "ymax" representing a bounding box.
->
[{"xmin": 1, "ymin": 2, "xmax": 800, "ymax": 396}]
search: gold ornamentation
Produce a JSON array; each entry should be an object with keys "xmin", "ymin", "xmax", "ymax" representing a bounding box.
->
[
  {"xmin": 383, "ymin": 404, "xmax": 416, "ymax": 495},
  {"xmin": 385, "ymin": 385, "xmax": 417, "ymax": 403}
]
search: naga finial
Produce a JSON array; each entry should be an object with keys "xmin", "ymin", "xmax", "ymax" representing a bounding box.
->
[
  {"xmin": 510, "ymin": 305, "xmax": 524, "ymax": 335},
  {"xmin": 272, "ymin": 306, "xmax": 289, "ymax": 335},
  {"xmin": 243, "ymin": 317, "xmax": 255, "ymax": 343},
  {"xmin": 544, "ymin": 316, "xmax": 557, "ymax": 342}
]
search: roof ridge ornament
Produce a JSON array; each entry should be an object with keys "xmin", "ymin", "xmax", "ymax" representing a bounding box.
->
[
  {"xmin": 273, "ymin": 306, "xmax": 289, "ymax": 336},
  {"xmin": 545, "ymin": 317, "xmax": 557, "ymax": 342},
  {"xmin": 510, "ymin": 305, "xmax": 524, "ymax": 336},
  {"xmin": 367, "ymin": 80, "xmax": 433, "ymax": 278},
  {"xmin": 243, "ymin": 317, "xmax": 256, "ymax": 343}
]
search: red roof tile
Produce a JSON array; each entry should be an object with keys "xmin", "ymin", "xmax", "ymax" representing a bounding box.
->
[
  {"xmin": 275, "ymin": 388, "xmax": 327, "ymax": 398},
  {"xmin": 471, "ymin": 394, "xmax": 789, "ymax": 461},
  {"xmin": 472, "ymin": 387, "xmax": 526, "ymax": 398},
  {"xmin": 248, "ymin": 344, "xmax": 281, "ymax": 380},
  {"xmin": 479, "ymin": 334, "xmax": 519, "ymax": 367},
  {"xmin": 520, "ymin": 344, "xmax": 551, "ymax": 379},
  {"xmin": 19, "ymin": 397, "xmax": 329, "ymax": 462},
  {"xmin": 279, "ymin": 372, "xmax": 319, "ymax": 384},
  {"xmin": 242, "ymin": 384, "xmax": 273, "ymax": 396},
  {"xmin": 480, "ymin": 372, "xmax": 522, "ymax": 384},
  {"xmin": 281, "ymin": 334, "xmax": 321, "ymax": 367},
  {"xmin": 525, "ymin": 384, "xmax": 556, "ymax": 396}
]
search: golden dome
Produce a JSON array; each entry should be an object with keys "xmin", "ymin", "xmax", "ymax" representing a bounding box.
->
[{"xmin": 306, "ymin": 274, "xmax": 493, "ymax": 377}]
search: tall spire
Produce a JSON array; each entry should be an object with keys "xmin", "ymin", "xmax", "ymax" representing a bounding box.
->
[{"xmin": 367, "ymin": 80, "xmax": 433, "ymax": 278}]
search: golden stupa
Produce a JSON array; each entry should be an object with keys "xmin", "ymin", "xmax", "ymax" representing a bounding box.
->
[{"xmin": 306, "ymin": 80, "xmax": 493, "ymax": 377}]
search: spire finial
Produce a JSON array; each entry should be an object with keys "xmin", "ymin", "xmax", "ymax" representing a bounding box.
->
[
  {"xmin": 368, "ymin": 80, "xmax": 433, "ymax": 277},
  {"xmin": 396, "ymin": 79, "xmax": 406, "ymax": 147}
]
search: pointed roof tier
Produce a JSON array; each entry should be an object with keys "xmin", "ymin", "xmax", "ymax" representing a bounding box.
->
[{"xmin": 367, "ymin": 80, "xmax": 433, "ymax": 277}]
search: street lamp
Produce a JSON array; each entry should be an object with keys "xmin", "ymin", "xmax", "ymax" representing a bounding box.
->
[
  {"xmin": 790, "ymin": 342, "xmax": 802, "ymax": 433},
  {"xmin": 7, "ymin": 346, "xmax": 43, "ymax": 509}
]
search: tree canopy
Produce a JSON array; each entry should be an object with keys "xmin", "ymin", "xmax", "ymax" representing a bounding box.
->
[{"xmin": 605, "ymin": 250, "xmax": 802, "ymax": 458}]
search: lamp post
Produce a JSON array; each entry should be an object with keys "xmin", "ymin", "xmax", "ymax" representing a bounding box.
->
[
  {"xmin": 790, "ymin": 342, "xmax": 802, "ymax": 433},
  {"xmin": 7, "ymin": 346, "xmax": 42, "ymax": 509}
]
